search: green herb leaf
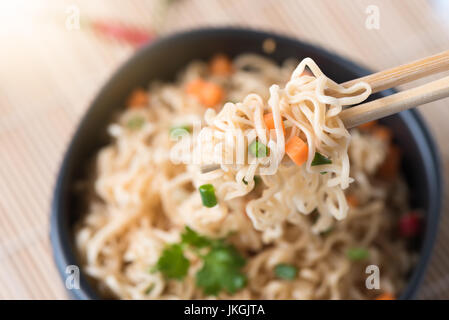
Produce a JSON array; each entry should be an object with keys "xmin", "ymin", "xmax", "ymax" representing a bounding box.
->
[
  {"xmin": 249, "ymin": 140, "xmax": 268, "ymax": 158},
  {"xmin": 144, "ymin": 284, "xmax": 155, "ymax": 294},
  {"xmin": 181, "ymin": 226, "xmax": 212, "ymax": 248},
  {"xmin": 311, "ymin": 152, "xmax": 332, "ymax": 166},
  {"xmin": 196, "ymin": 242, "xmax": 247, "ymax": 295},
  {"xmin": 154, "ymin": 244, "xmax": 189, "ymax": 280},
  {"xmin": 199, "ymin": 184, "xmax": 218, "ymax": 208},
  {"xmin": 126, "ymin": 116, "xmax": 145, "ymax": 130},
  {"xmin": 153, "ymin": 227, "xmax": 247, "ymax": 296},
  {"xmin": 346, "ymin": 247, "xmax": 369, "ymax": 261},
  {"xmin": 274, "ymin": 263, "xmax": 297, "ymax": 280}
]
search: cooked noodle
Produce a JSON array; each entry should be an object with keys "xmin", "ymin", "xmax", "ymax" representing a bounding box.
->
[{"xmin": 75, "ymin": 54, "xmax": 415, "ymax": 299}]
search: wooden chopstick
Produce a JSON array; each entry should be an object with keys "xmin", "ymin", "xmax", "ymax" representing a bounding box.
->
[
  {"xmin": 340, "ymin": 75, "xmax": 449, "ymax": 128},
  {"xmin": 341, "ymin": 50, "xmax": 449, "ymax": 93},
  {"xmin": 199, "ymin": 51, "xmax": 449, "ymax": 173}
]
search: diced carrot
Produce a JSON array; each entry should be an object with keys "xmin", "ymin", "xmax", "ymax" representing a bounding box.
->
[
  {"xmin": 200, "ymin": 82, "xmax": 224, "ymax": 108},
  {"xmin": 264, "ymin": 113, "xmax": 286, "ymax": 136},
  {"xmin": 186, "ymin": 78, "xmax": 224, "ymax": 108},
  {"xmin": 373, "ymin": 126, "xmax": 392, "ymax": 143},
  {"xmin": 126, "ymin": 88, "xmax": 148, "ymax": 108},
  {"xmin": 210, "ymin": 54, "xmax": 233, "ymax": 76},
  {"xmin": 346, "ymin": 194, "xmax": 359, "ymax": 208},
  {"xmin": 376, "ymin": 292, "xmax": 395, "ymax": 300},
  {"xmin": 186, "ymin": 78, "xmax": 205, "ymax": 96},
  {"xmin": 377, "ymin": 144, "xmax": 401, "ymax": 180},
  {"xmin": 285, "ymin": 136, "xmax": 309, "ymax": 166},
  {"xmin": 358, "ymin": 120, "xmax": 378, "ymax": 131}
]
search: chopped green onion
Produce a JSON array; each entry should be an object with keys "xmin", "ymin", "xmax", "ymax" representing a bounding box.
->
[
  {"xmin": 320, "ymin": 171, "xmax": 327, "ymax": 175},
  {"xmin": 144, "ymin": 284, "xmax": 155, "ymax": 294},
  {"xmin": 249, "ymin": 140, "xmax": 268, "ymax": 158},
  {"xmin": 242, "ymin": 176, "xmax": 261, "ymax": 186},
  {"xmin": 311, "ymin": 152, "xmax": 332, "ymax": 166},
  {"xmin": 170, "ymin": 125, "xmax": 191, "ymax": 138},
  {"xmin": 274, "ymin": 264, "xmax": 297, "ymax": 280},
  {"xmin": 346, "ymin": 248, "xmax": 369, "ymax": 261},
  {"xmin": 320, "ymin": 227, "xmax": 333, "ymax": 236},
  {"xmin": 126, "ymin": 116, "xmax": 145, "ymax": 130},
  {"xmin": 199, "ymin": 184, "xmax": 217, "ymax": 208}
]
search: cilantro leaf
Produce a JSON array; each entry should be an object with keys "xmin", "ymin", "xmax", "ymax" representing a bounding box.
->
[
  {"xmin": 153, "ymin": 227, "xmax": 247, "ymax": 295},
  {"xmin": 181, "ymin": 226, "xmax": 212, "ymax": 248},
  {"xmin": 195, "ymin": 242, "xmax": 247, "ymax": 295},
  {"xmin": 274, "ymin": 263, "xmax": 297, "ymax": 280},
  {"xmin": 154, "ymin": 244, "xmax": 189, "ymax": 280}
]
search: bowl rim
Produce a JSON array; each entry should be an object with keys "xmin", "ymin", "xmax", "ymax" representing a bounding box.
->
[{"xmin": 50, "ymin": 26, "xmax": 443, "ymax": 300}]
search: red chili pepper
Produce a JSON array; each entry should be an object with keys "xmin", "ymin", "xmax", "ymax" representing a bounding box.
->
[
  {"xmin": 90, "ymin": 20, "xmax": 155, "ymax": 47},
  {"xmin": 398, "ymin": 211, "xmax": 422, "ymax": 238}
]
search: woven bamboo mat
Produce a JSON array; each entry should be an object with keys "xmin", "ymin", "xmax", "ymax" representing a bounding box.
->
[{"xmin": 1, "ymin": 0, "xmax": 448, "ymax": 299}]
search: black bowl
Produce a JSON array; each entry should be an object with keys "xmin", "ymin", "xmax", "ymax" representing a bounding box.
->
[{"xmin": 51, "ymin": 27, "xmax": 442, "ymax": 300}]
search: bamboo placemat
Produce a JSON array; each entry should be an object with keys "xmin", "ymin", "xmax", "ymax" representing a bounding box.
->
[{"xmin": 1, "ymin": 0, "xmax": 448, "ymax": 299}]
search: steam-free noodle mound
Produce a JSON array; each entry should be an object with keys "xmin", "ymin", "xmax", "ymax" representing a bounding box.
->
[{"xmin": 75, "ymin": 54, "xmax": 418, "ymax": 299}]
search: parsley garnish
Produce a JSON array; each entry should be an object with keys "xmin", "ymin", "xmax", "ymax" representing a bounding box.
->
[
  {"xmin": 153, "ymin": 244, "xmax": 189, "ymax": 280},
  {"xmin": 152, "ymin": 227, "xmax": 247, "ymax": 295},
  {"xmin": 181, "ymin": 226, "xmax": 212, "ymax": 248},
  {"xmin": 196, "ymin": 241, "xmax": 247, "ymax": 295},
  {"xmin": 274, "ymin": 263, "xmax": 297, "ymax": 280}
]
